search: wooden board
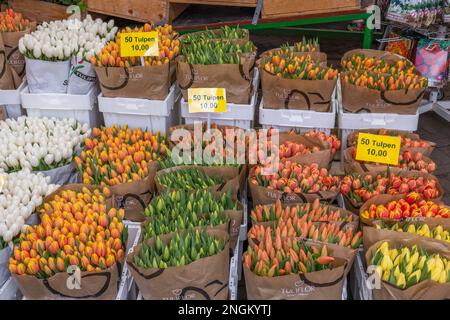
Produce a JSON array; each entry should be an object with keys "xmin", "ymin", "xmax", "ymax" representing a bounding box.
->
[
  {"xmin": 262, "ymin": 0, "xmax": 360, "ymax": 19},
  {"xmin": 87, "ymin": 0, "xmax": 187, "ymax": 23},
  {"xmin": 8, "ymin": 0, "xmax": 71, "ymax": 23},
  {"xmin": 169, "ymin": 0, "xmax": 256, "ymax": 7}
]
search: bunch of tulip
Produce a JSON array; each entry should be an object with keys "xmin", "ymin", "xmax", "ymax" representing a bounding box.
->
[
  {"xmin": 75, "ymin": 125, "xmax": 168, "ymax": 186},
  {"xmin": 342, "ymin": 53, "xmax": 417, "ymax": 75},
  {"xmin": 375, "ymin": 222, "xmax": 450, "ymax": 243},
  {"xmin": 0, "ymin": 8, "xmax": 31, "ymax": 32},
  {"xmin": 134, "ymin": 229, "xmax": 226, "ymax": 269},
  {"xmin": 361, "ymin": 192, "xmax": 450, "ymax": 220},
  {"xmin": 342, "ymin": 70, "xmax": 428, "ymax": 91},
  {"xmin": 369, "ymin": 241, "xmax": 449, "ymax": 288},
  {"xmin": 156, "ymin": 168, "xmax": 224, "ymax": 191},
  {"xmin": 8, "ymin": 187, "xmax": 126, "ymax": 278}
]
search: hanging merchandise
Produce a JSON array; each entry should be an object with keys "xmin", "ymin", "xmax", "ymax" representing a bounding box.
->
[
  {"xmin": 19, "ymin": 15, "xmax": 117, "ymax": 94},
  {"xmin": 445, "ymin": 0, "xmax": 450, "ymax": 23},
  {"xmin": 386, "ymin": 0, "xmax": 444, "ymax": 27},
  {"xmin": 415, "ymin": 38, "xmax": 450, "ymax": 87},
  {"xmin": 384, "ymin": 32, "xmax": 413, "ymax": 58}
]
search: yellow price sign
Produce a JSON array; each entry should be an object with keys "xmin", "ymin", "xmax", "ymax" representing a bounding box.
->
[
  {"xmin": 355, "ymin": 133, "xmax": 401, "ymax": 165},
  {"xmin": 188, "ymin": 88, "xmax": 227, "ymax": 113},
  {"xmin": 120, "ymin": 32, "xmax": 158, "ymax": 57}
]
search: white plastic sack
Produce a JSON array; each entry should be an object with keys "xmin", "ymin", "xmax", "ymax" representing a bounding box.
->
[
  {"xmin": 35, "ymin": 161, "xmax": 79, "ymax": 185},
  {"xmin": 0, "ymin": 246, "xmax": 11, "ymax": 288},
  {"xmin": 25, "ymin": 58, "xmax": 70, "ymax": 93},
  {"xmin": 67, "ymin": 57, "xmax": 97, "ymax": 95},
  {"xmin": 5, "ymin": 104, "xmax": 25, "ymax": 119}
]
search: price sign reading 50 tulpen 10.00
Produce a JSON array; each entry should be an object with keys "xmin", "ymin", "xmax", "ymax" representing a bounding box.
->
[
  {"xmin": 355, "ymin": 133, "xmax": 401, "ymax": 165},
  {"xmin": 120, "ymin": 32, "xmax": 158, "ymax": 57},
  {"xmin": 188, "ymin": 88, "xmax": 227, "ymax": 113}
]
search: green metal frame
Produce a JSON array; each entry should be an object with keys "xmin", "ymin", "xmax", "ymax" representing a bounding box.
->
[{"xmin": 177, "ymin": 12, "xmax": 374, "ymax": 48}]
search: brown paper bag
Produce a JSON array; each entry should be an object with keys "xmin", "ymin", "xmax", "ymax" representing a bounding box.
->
[
  {"xmin": 363, "ymin": 218, "xmax": 450, "ymax": 251},
  {"xmin": 1, "ymin": 26, "xmax": 32, "ymax": 78},
  {"xmin": 244, "ymin": 241, "xmax": 355, "ymax": 300},
  {"xmin": 177, "ymin": 52, "xmax": 256, "ymax": 104},
  {"xmin": 13, "ymin": 263, "xmax": 119, "ymax": 300},
  {"xmin": 95, "ymin": 63, "xmax": 172, "ymax": 100},
  {"xmin": 359, "ymin": 194, "xmax": 450, "ymax": 227},
  {"xmin": 154, "ymin": 164, "xmax": 244, "ymax": 200},
  {"xmin": 0, "ymin": 34, "xmax": 15, "ymax": 90},
  {"xmin": 365, "ymin": 238, "xmax": 450, "ymax": 300},
  {"xmin": 127, "ymin": 229, "xmax": 230, "ymax": 300},
  {"xmin": 346, "ymin": 129, "xmax": 435, "ymax": 156},
  {"xmin": 260, "ymin": 66, "xmax": 336, "ymax": 111},
  {"xmin": 341, "ymin": 75, "xmax": 425, "ymax": 114}
]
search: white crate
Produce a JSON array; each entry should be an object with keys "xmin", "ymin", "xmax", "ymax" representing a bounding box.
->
[
  {"xmin": 0, "ymin": 278, "xmax": 20, "ymax": 300},
  {"xmin": 21, "ymin": 85, "xmax": 101, "ymax": 128},
  {"xmin": 180, "ymin": 71, "xmax": 259, "ymax": 130},
  {"xmin": 337, "ymin": 84, "xmax": 419, "ymax": 161},
  {"xmin": 0, "ymin": 82, "xmax": 26, "ymax": 119},
  {"xmin": 259, "ymin": 98, "xmax": 336, "ymax": 134},
  {"xmin": 99, "ymin": 84, "xmax": 180, "ymax": 134}
]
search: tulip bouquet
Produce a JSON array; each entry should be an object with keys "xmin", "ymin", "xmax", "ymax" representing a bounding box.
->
[
  {"xmin": 341, "ymin": 170, "xmax": 441, "ymax": 208},
  {"xmin": 0, "ymin": 117, "xmax": 89, "ymax": 173},
  {"xmin": 9, "ymin": 186, "xmax": 126, "ymax": 278},
  {"xmin": 19, "ymin": 15, "xmax": 116, "ymax": 62},
  {"xmin": 142, "ymin": 190, "xmax": 238, "ymax": 239},
  {"xmin": 342, "ymin": 70, "xmax": 428, "ymax": 91},
  {"xmin": 361, "ymin": 192, "xmax": 450, "ymax": 221},
  {"xmin": 244, "ymin": 233, "xmax": 336, "ymax": 277},
  {"xmin": 249, "ymin": 162, "xmax": 340, "ymax": 194},
  {"xmin": 133, "ymin": 229, "xmax": 227, "ymax": 269},
  {"xmin": 263, "ymin": 54, "xmax": 338, "ymax": 80},
  {"xmin": 249, "ymin": 219, "xmax": 362, "ymax": 249},
  {"xmin": 375, "ymin": 222, "xmax": 450, "ymax": 243},
  {"xmin": 250, "ymin": 199, "xmax": 356, "ymax": 224},
  {"xmin": 265, "ymin": 38, "xmax": 320, "ymax": 57},
  {"xmin": 0, "ymin": 8, "xmax": 31, "ymax": 32},
  {"xmin": 182, "ymin": 40, "xmax": 255, "ymax": 65},
  {"xmin": 75, "ymin": 125, "xmax": 168, "ymax": 186},
  {"xmin": 182, "ymin": 25, "xmax": 248, "ymax": 43},
  {"xmin": 156, "ymin": 168, "xmax": 225, "ymax": 191},
  {"xmin": 302, "ymin": 130, "xmax": 341, "ymax": 155},
  {"xmin": 90, "ymin": 23, "xmax": 179, "ymax": 68},
  {"xmin": 0, "ymin": 170, "xmax": 59, "ymax": 243},
  {"xmin": 19, "ymin": 15, "xmax": 117, "ymax": 93},
  {"xmin": 342, "ymin": 53, "xmax": 417, "ymax": 74},
  {"xmin": 369, "ymin": 241, "xmax": 449, "ymax": 289},
  {"xmin": 348, "ymin": 148, "xmax": 436, "ymax": 173}
]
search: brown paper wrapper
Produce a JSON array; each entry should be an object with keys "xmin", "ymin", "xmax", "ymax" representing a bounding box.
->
[
  {"xmin": 363, "ymin": 218, "xmax": 450, "ymax": 252},
  {"xmin": 13, "ymin": 263, "xmax": 119, "ymax": 300},
  {"xmin": 343, "ymin": 147, "xmax": 435, "ymax": 175},
  {"xmin": 346, "ymin": 130, "xmax": 436, "ymax": 156},
  {"xmin": 154, "ymin": 164, "xmax": 245, "ymax": 201},
  {"xmin": 127, "ymin": 229, "xmax": 230, "ymax": 300},
  {"xmin": 365, "ymin": 238, "xmax": 450, "ymax": 300},
  {"xmin": 244, "ymin": 241, "xmax": 355, "ymax": 300},
  {"xmin": 359, "ymin": 194, "xmax": 450, "ymax": 227},
  {"xmin": 341, "ymin": 74, "xmax": 425, "ymax": 115},
  {"xmin": 0, "ymin": 34, "xmax": 15, "ymax": 90},
  {"xmin": 260, "ymin": 66, "xmax": 336, "ymax": 111},
  {"xmin": 176, "ymin": 52, "xmax": 256, "ymax": 104},
  {"xmin": 95, "ymin": 63, "xmax": 172, "ymax": 100},
  {"xmin": 1, "ymin": 26, "xmax": 33, "ymax": 77},
  {"xmin": 342, "ymin": 170, "xmax": 444, "ymax": 214}
]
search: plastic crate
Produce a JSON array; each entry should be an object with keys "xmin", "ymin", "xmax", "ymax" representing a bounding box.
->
[
  {"xmin": 337, "ymin": 83, "xmax": 419, "ymax": 162},
  {"xmin": 259, "ymin": 98, "xmax": 336, "ymax": 134},
  {"xmin": 21, "ymin": 84, "xmax": 101, "ymax": 128},
  {"xmin": 180, "ymin": 71, "xmax": 259, "ymax": 130},
  {"xmin": 99, "ymin": 84, "xmax": 180, "ymax": 134},
  {"xmin": 0, "ymin": 82, "xmax": 26, "ymax": 119}
]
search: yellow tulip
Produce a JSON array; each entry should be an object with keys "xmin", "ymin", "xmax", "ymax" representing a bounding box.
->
[
  {"xmin": 438, "ymin": 270, "xmax": 447, "ymax": 284},
  {"xmin": 381, "ymin": 255, "xmax": 393, "ymax": 271},
  {"xmin": 396, "ymin": 272, "xmax": 406, "ymax": 289}
]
